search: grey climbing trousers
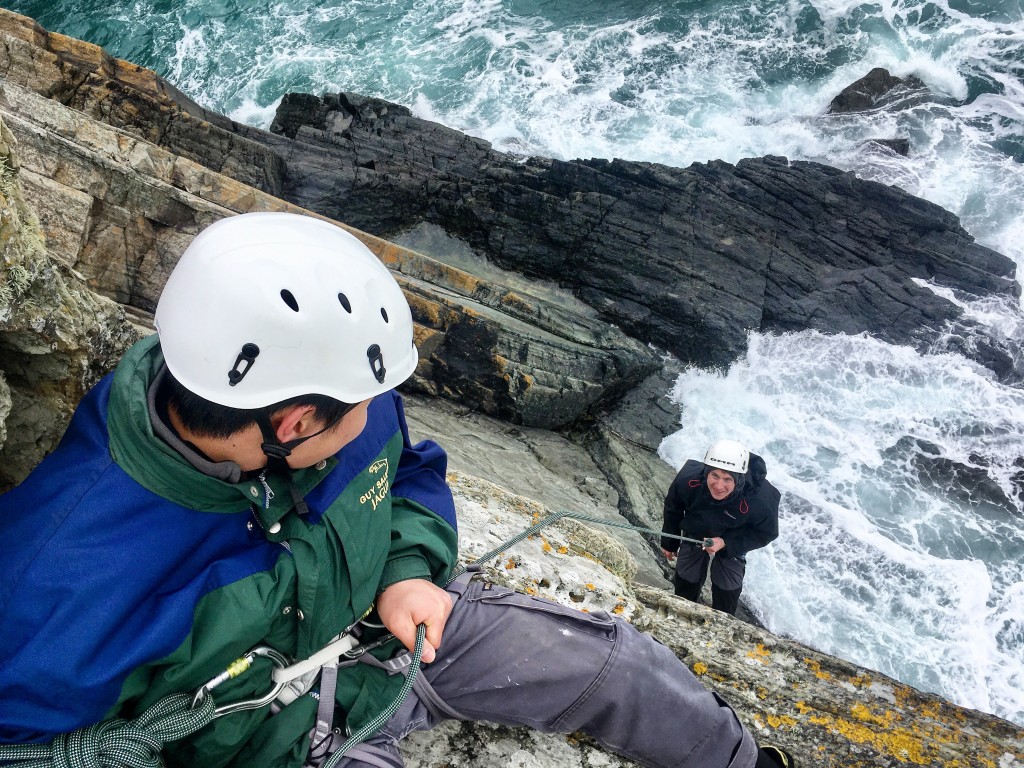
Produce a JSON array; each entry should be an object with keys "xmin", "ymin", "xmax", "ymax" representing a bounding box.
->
[{"xmin": 332, "ymin": 576, "xmax": 758, "ymax": 768}]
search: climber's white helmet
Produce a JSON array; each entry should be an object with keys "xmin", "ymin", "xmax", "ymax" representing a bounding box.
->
[
  {"xmin": 703, "ymin": 438, "xmax": 750, "ymax": 475},
  {"xmin": 155, "ymin": 212, "xmax": 418, "ymax": 409}
]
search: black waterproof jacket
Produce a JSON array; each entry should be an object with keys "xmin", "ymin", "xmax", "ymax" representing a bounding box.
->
[{"xmin": 660, "ymin": 453, "xmax": 780, "ymax": 559}]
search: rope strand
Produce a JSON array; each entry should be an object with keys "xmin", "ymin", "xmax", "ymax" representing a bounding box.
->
[{"xmin": 0, "ymin": 508, "xmax": 682, "ymax": 767}]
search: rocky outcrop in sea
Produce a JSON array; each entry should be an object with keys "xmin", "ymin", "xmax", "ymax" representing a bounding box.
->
[{"xmin": 0, "ymin": 9, "xmax": 1021, "ymax": 767}]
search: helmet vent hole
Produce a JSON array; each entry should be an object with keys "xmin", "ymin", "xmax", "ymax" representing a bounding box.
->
[
  {"xmin": 280, "ymin": 289, "xmax": 300, "ymax": 312},
  {"xmin": 380, "ymin": 307, "xmax": 389, "ymax": 323},
  {"xmin": 338, "ymin": 293, "xmax": 352, "ymax": 313}
]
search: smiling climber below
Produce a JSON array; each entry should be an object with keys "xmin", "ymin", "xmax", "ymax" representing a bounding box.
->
[{"xmin": 661, "ymin": 438, "xmax": 782, "ymax": 615}]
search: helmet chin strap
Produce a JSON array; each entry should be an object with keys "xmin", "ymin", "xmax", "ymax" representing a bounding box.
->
[{"xmin": 253, "ymin": 409, "xmax": 350, "ymax": 517}]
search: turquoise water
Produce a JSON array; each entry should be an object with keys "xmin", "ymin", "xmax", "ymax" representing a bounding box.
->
[{"xmin": 6, "ymin": 0, "xmax": 1024, "ymax": 727}]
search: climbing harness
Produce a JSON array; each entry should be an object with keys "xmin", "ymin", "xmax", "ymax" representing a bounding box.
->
[{"xmin": 0, "ymin": 508, "xmax": 708, "ymax": 767}]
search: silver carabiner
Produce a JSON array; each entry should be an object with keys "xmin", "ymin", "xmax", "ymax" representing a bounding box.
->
[{"xmin": 191, "ymin": 646, "xmax": 291, "ymax": 718}]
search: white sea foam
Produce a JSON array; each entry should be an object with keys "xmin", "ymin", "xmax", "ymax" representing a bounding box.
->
[
  {"xmin": 660, "ymin": 331, "xmax": 1024, "ymax": 724},
  {"xmin": 23, "ymin": 0, "xmax": 1023, "ymax": 727}
]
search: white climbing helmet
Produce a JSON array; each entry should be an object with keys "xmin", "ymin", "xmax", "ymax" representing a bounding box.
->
[
  {"xmin": 703, "ymin": 438, "xmax": 750, "ymax": 475},
  {"xmin": 155, "ymin": 212, "xmax": 418, "ymax": 409}
]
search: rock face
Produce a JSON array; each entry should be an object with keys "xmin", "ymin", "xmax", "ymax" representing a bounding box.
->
[
  {"xmin": 0, "ymin": 113, "xmax": 139, "ymax": 490},
  {"xmin": 250, "ymin": 91, "xmax": 1018, "ymax": 375},
  {"xmin": 1, "ymin": 9, "xmax": 1023, "ymax": 767},
  {"xmin": 419, "ymin": 472, "xmax": 1024, "ymax": 768},
  {"xmin": 0, "ymin": 9, "xmax": 657, "ymax": 431}
]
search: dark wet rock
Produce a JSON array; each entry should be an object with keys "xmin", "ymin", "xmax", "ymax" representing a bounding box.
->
[
  {"xmin": 863, "ymin": 137, "xmax": 911, "ymax": 156},
  {"xmin": 886, "ymin": 437, "xmax": 1020, "ymax": 515},
  {"xmin": 239, "ymin": 92, "xmax": 1018, "ymax": 375},
  {"xmin": 828, "ymin": 67, "xmax": 932, "ymax": 114}
]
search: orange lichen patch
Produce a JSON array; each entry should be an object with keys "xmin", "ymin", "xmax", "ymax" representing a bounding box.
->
[
  {"xmin": 584, "ymin": 583, "xmax": 596, "ymax": 591},
  {"xmin": 500, "ymin": 291, "xmax": 533, "ymax": 313},
  {"xmin": 804, "ymin": 658, "xmax": 832, "ymax": 680},
  {"xmin": 807, "ymin": 711, "xmax": 928, "ymax": 764},
  {"xmin": 848, "ymin": 673, "xmax": 873, "ymax": 688},
  {"xmin": 850, "ymin": 703, "xmax": 893, "ymax": 727},
  {"xmin": 505, "ymin": 558, "xmax": 517, "ymax": 570},
  {"xmin": 542, "ymin": 540, "xmax": 553, "ymax": 553},
  {"xmin": 803, "ymin": 702, "xmax": 1004, "ymax": 767},
  {"xmin": 405, "ymin": 294, "xmax": 446, "ymax": 326},
  {"xmin": 523, "ymin": 585, "xmax": 538, "ymax": 595},
  {"xmin": 691, "ymin": 661, "xmax": 708, "ymax": 675},
  {"xmin": 766, "ymin": 714, "xmax": 798, "ymax": 728},
  {"xmin": 612, "ymin": 603, "xmax": 626, "ymax": 615},
  {"xmin": 557, "ymin": 545, "xmax": 569, "ymax": 554},
  {"xmin": 747, "ymin": 644, "xmax": 771, "ymax": 664}
]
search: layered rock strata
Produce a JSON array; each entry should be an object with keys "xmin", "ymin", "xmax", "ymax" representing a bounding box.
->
[
  {"xmin": 0, "ymin": 10, "xmax": 1022, "ymax": 766},
  {"xmin": 0, "ymin": 113, "xmax": 138, "ymax": 489},
  {"xmin": 257, "ymin": 92, "xmax": 1018, "ymax": 377},
  {"xmin": 0, "ymin": 9, "xmax": 657, "ymax": 431}
]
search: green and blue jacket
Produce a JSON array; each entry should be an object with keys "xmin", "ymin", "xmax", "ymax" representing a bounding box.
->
[{"xmin": 0, "ymin": 335, "xmax": 459, "ymax": 767}]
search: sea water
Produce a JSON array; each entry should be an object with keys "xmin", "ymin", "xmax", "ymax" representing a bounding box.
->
[{"xmin": 6, "ymin": 0, "xmax": 1023, "ymax": 727}]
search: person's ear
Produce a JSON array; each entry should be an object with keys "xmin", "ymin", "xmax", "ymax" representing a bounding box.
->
[{"xmin": 274, "ymin": 405, "xmax": 318, "ymax": 443}]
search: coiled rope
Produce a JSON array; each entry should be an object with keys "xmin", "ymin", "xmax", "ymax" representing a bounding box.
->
[
  {"xmin": 0, "ymin": 509, "xmax": 692, "ymax": 767},
  {"xmin": 0, "ymin": 694, "xmax": 215, "ymax": 768}
]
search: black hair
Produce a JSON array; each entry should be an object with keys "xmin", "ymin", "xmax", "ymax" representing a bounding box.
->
[{"xmin": 165, "ymin": 370, "xmax": 355, "ymax": 439}]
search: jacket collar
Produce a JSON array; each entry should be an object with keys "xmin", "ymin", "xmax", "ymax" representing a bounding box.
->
[{"xmin": 107, "ymin": 336, "xmax": 332, "ymax": 516}]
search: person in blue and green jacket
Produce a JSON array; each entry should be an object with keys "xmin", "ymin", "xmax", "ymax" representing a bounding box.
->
[{"xmin": 0, "ymin": 212, "xmax": 796, "ymax": 768}]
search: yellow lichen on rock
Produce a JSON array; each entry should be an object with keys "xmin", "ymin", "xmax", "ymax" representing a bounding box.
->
[
  {"xmin": 804, "ymin": 657, "xmax": 832, "ymax": 680},
  {"xmin": 747, "ymin": 644, "xmax": 771, "ymax": 664}
]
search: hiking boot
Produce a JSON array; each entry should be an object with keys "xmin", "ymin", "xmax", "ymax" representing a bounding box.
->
[{"xmin": 755, "ymin": 745, "xmax": 797, "ymax": 768}]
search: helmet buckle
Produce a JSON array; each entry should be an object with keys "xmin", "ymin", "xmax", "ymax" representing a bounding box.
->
[
  {"xmin": 367, "ymin": 344, "xmax": 386, "ymax": 384},
  {"xmin": 228, "ymin": 343, "xmax": 261, "ymax": 386}
]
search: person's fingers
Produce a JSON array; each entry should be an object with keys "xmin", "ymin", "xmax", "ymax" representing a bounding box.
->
[
  {"xmin": 425, "ymin": 615, "xmax": 446, "ymax": 654},
  {"xmin": 419, "ymin": 636, "xmax": 437, "ymax": 664},
  {"xmin": 388, "ymin": 613, "xmax": 417, "ymax": 654},
  {"xmin": 378, "ymin": 579, "xmax": 453, "ymax": 664}
]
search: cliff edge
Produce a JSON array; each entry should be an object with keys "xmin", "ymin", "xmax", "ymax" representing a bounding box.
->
[{"xmin": 0, "ymin": 9, "xmax": 1021, "ymax": 767}]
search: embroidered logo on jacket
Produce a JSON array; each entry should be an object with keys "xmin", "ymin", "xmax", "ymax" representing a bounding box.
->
[{"xmin": 359, "ymin": 459, "xmax": 391, "ymax": 510}]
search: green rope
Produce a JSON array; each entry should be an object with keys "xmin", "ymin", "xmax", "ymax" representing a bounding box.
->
[
  {"xmin": 0, "ymin": 693, "xmax": 215, "ymax": 768},
  {"xmin": 552, "ymin": 511, "xmax": 711, "ymax": 547},
  {"xmin": 0, "ymin": 508, "xmax": 685, "ymax": 767},
  {"xmin": 315, "ymin": 512, "xmax": 581, "ymax": 763},
  {"xmin": 320, "ymin": 624, "xmax": 427, "ymax": 768}
]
